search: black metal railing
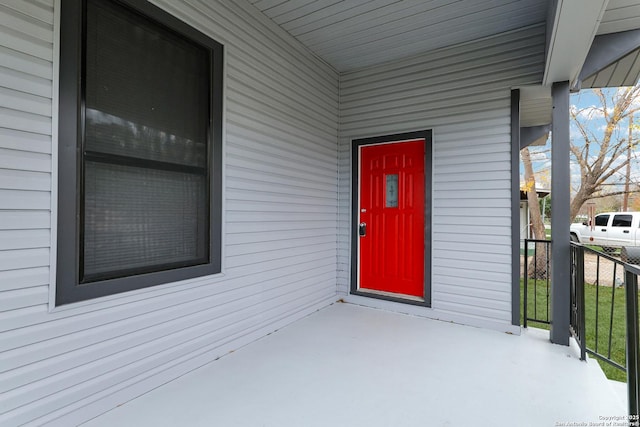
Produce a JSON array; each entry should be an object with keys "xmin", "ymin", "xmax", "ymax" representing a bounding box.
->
[
  {"xmin": 569, "ymin": 242, "xmax": 586, "ymax": 360},
  {"xmin": 522, "ymin": 240, "xmax": 640, "ymax": 416},
  {"xmin": 625, "ymin": 263, "xmax": 640, "ymax": 419},
  {"xmin": 570, "ymin": 242, "xmax": 640, "ymax": 417},
  {"xmin": 570, "ymin": 244, "xmax": 627, "ymax": 369},
  {"xmin": 523, "ymin": 239, "xmax": 551, "ymax": 327}
]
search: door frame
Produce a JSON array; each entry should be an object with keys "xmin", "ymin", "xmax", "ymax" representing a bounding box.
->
[{"xmin": 350, "ymin": 130, "xmax": 433, "ymax": 306}]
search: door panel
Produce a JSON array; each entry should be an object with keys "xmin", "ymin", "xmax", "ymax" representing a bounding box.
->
[
  {"xmin": 358, "ymin": 139, "xmax": 425, "ymax": 297},
  {"xmin": 591, "ymin": 214, "xmax": 610, "ymax": 246}
]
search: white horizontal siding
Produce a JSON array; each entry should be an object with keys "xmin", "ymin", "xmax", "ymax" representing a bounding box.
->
[
  {"xmin": 0, "ymin": 210, "xmax": 50, "ymax": 230},
  {"xmin": 0, "ymin": 169, "xmax": 49, "ymax": 191},
  {"xmin": 0, "ymin": 127, "xmax": 51, "ymax": 153},
  {"xmin": 0, "ymin": 148, "xmax": 51, "ymax": 172},
  {"xmin": 0, "ymin": 229, "xmax": 50, "ymax": 251},
  {"xmin": 0, "ymin": 286, "xmax": 49, "ymax": 312},
  {"xmin": 0, "ymin": 269, "xmax": 336, "ymax": 379},
  {"xmin": 0, "ymin": 267, "xmax": 50, "ymax": 292},
  {"xmin": 0, "ymin": 248, "xmax": 50, "ymax": 271},
  {"xmin": 0, "ymin": 0, "xmax": 339, "ymax": 425},
  {"xmin": 0, "ymin": 189, "xmax": 50, "ymax": 209},
  {"xmin": 337, "ymin": 24, "xmax": 546, "ymax": 329}
]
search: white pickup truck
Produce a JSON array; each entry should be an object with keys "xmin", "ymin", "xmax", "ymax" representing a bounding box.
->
[{"xmin": 570, "ymin": 212, "xmax": 640, "ymax": 252}]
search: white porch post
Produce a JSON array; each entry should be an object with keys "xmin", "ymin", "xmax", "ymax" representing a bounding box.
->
[{"xmin": 550, "ymin": 80, "xmax": 571, "ymax": 345}]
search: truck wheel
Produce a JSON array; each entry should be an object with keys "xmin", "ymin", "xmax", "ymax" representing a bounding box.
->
[{"xmin": 570, "ymin": 233, "xmax": 579, "ymax": 242}]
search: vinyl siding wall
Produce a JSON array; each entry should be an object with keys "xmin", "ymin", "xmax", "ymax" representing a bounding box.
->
[
  {"xmin": 0, "ymin": 1, "xmax": 339, "ymax": 425},
  {"xmin": 338, "ymin": 25, "xmax": 546, "ymax": 331}
]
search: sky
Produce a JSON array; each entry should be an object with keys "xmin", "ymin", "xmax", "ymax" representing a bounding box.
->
[{"xmin": 522, "ymin": 87, "xmax": 640, "ymax": 196}]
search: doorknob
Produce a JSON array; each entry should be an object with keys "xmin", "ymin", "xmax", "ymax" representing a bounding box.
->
[{"xmin": 359, "ymin": 222, "xmax": 367, "ymax": 237}]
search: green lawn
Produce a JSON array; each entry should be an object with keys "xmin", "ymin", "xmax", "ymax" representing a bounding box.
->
[{"xmin": 521, "ymin": 279, "xmax": 630, "ymax": 382}]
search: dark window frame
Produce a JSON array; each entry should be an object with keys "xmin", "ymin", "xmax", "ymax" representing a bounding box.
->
[{"xmin": 56, "ymin": 0, "xmax": 223, "ymax": 305}]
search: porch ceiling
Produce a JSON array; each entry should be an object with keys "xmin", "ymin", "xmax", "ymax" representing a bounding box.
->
[
  {"xmin": 248, "ymin": 0, "xmax": 550, "ymax": 72},
  {"xmin": 248, "ymin": 0, "xmax": 640, "ymax": 129},
  {"xmin": 581, "ymin": 45, "xmax": 640, "ymax": 89},
  {"xmin": 599, "ymin": 0, "xmax": 640, "ymax": 35},
  {"xmin": 582, "ymin": 0, "xmax": 640, "ymax": 87},
  {"xmin": 249, "ymin": 0, "xmax": 640, "ymax": 83}
]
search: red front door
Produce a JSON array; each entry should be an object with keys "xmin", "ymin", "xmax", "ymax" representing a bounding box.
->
[{"xmin": 358, "ymin": 139, "xmax": 425, "ymax": 298}]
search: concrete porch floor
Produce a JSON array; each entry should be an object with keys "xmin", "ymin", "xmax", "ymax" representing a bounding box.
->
[{"xmin": 84, "ymin": 303, "xmax": 626, "ymax": 427}]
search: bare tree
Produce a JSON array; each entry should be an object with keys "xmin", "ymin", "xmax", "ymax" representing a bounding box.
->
[
  {"xmin": 624, "ymin": 113, "xmax": 634, "ymax": 211},
  {"xmin": 522, "ymin": 144, "xmax": 549, "ymax": 278},
  {"xmin": 570, "ymin": 87, "xmax": 640, "ymax": 221}
]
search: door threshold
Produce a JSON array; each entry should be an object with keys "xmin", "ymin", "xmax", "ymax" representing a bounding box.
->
[{"xmin": 358, "ymin": 288, "xmax": 425, "ymax": 303}]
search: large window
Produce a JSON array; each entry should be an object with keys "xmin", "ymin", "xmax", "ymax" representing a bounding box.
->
[{"xmin": 57, "ymin": 0, "xmax": 223, "ymax": 305}]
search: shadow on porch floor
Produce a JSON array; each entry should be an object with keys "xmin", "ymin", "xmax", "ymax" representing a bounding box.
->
[{"xmin": 84, "ymin": 303, "xmax": 625, "ymax": 427}]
